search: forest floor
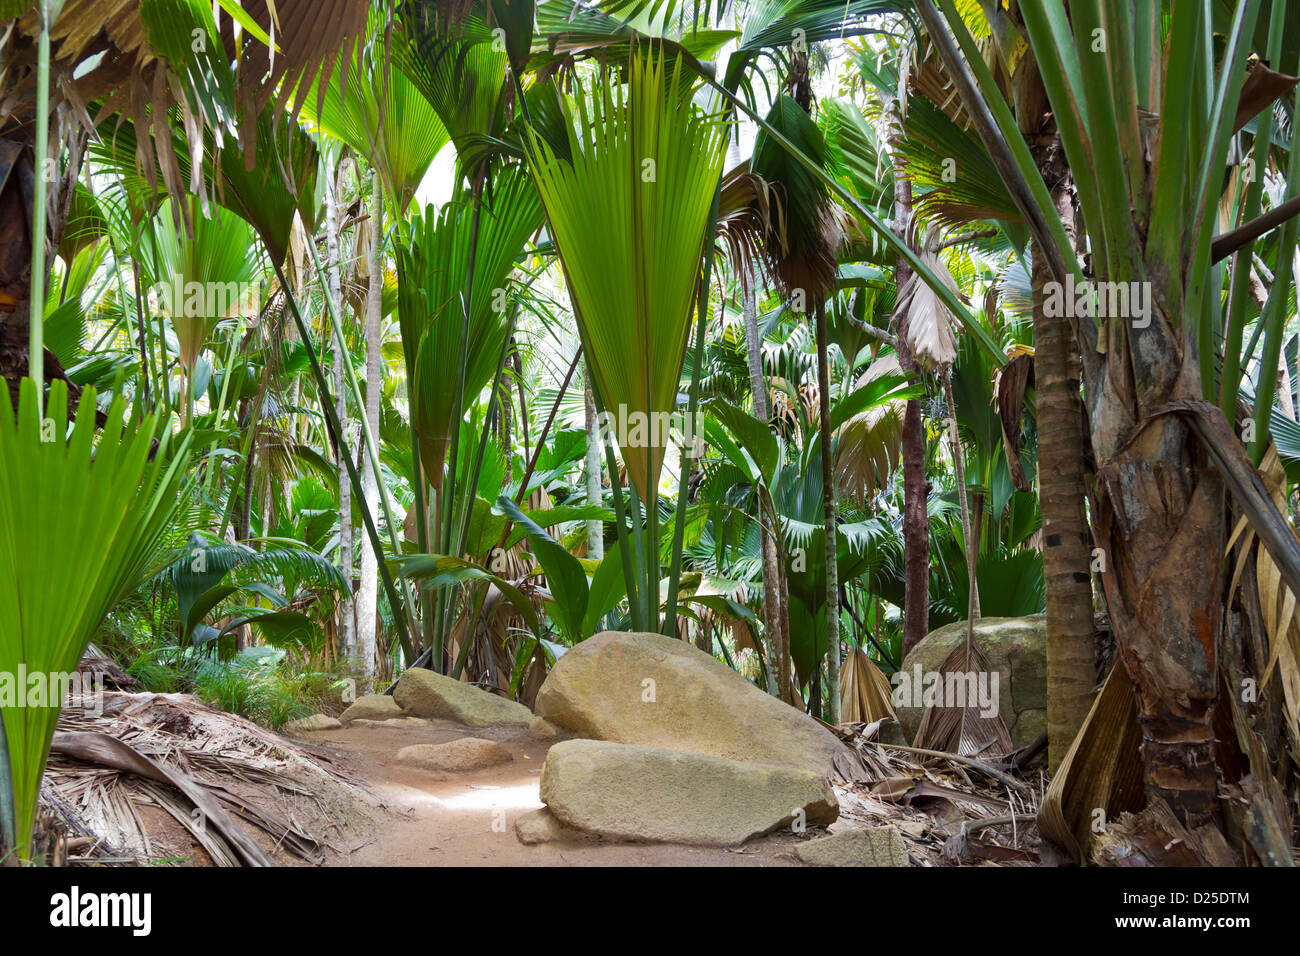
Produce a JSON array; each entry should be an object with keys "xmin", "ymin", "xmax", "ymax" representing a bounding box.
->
[{"xmin": 294, "ymin": 719, "xmax": 807, "ymax": 866}]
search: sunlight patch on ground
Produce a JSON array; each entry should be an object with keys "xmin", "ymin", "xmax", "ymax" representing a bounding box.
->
[{"xmin": 440, "ymin": 783, "xmax": 542, "ymax": 812}]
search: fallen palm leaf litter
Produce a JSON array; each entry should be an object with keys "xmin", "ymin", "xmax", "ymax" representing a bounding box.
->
[{"xmin": 38, "ymin": 690, "xmax": 377, "ymax": 866}]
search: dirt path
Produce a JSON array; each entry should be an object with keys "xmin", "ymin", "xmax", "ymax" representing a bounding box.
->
[{"xmin": 291, "ymin": 719, "xmax": 805, "ymax": 866}]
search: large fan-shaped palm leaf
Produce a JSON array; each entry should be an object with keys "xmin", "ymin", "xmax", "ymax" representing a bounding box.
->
[
  {"xmin": 303, "ymin": 23, "xmax": 450, "ymax": 216},
  {"xmin": 0, "ymin": 379, "xmax": 190, "ymax": 861},
  {"xmin": 524, "ymin": 50, "xmax": 728, "ymax": 503}
]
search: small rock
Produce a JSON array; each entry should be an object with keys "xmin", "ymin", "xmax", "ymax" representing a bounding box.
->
[
  {"xmin": 528, "ymin": 716, "xmax": 559, "ymax": 740},
  {"xmin": 339, "ymin": 694, "xmax": 403, "ymax": 723},
  {"xmin": 393, "ymin": 669, "xmax": 533, "ymax": 727},
  {"xmin": 795, "ymin": 827, "xmax": 909, "ymax": 867},
  {"xmin": 514, "ymin": 807, "xmax": 598, "ymax": 845},
  {"xmin": 349, "ymin": 716, "xmax": 431, "ymax": 728},
  {"xmin": 397, "ymin": 738, "xmax": 512, "ymax": 772},
  {"xmin": 282, "ymin": 713, "xmax": 342, "ymax": 733}
]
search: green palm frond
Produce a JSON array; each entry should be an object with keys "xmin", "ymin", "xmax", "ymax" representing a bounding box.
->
[
  {"xmin": 138, "ymin": 196, "xmax": 262, "ymax": 379},
  {"xmin": 303, "ymin": 34, "xmax": 449, "ymax": 216},
  {"xmin": 394, "ymin": 8, "xmax": 509, "ymax": 178},
  {"xmin": 395, "ymin": 164, "xmax": 542, "ymax": 489},
  {"xmin": 525, "ymin": 49, "xmax": 728, "ymax": 503},
  {"xmin": 899, "ymin": 94, "xmax": 1018, "ymax": 227},
  {"xmin": 0, "ymin": 379, "xmax": 191, "ymax": 861}
]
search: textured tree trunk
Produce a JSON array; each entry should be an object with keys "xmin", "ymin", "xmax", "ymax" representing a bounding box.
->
[
  {"xmin": 324, "ymin": 161, "xmax": 356, "ymax": 663},
  {"xmin": 1030, "ymin": 171, "xmax": 1097, "ymax": 771},
  {"xmin": 892, "ymin": 161, "xmax": 930, "ymax": 659},
  {"xmin": 355, "ymin": 171, "xmax": 383, "ymax": 695},
  {"xmin": 814, "ymin": 299, "xmax": 841, "ymax": 724},
  {"xmin": 1090, "ymin": 315, "xmax": 1225, "ymax": 827}
]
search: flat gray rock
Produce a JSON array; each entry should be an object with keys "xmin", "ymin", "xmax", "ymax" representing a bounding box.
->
[
  {"xmin": 540, "ymin": 739, "xmax": 838, "ymax": 847},
  {"xmin": 795, "ymin": 827, "xmax": 910, "ymax": 867},
  {"xmin": 397, "ymin": 738, "xmax": 512, "ymax": 772}
]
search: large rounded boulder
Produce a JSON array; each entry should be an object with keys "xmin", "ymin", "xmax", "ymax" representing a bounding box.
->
[
  {"xmin": 534, "ymin": 631, "xmax": 862, "ymax": 780},
  {"xmin": 895, "ymin": 616, "xmax": 1046, "ymax": 748}
]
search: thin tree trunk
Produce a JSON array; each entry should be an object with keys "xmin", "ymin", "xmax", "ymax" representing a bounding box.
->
[
  {"xmin": 355, "ymin": 171, "xmax": 383, "ymax": 695},
  {"xmin": 814, "ymin": 300, "xmax": 841, "ymax": 725},
  {"xmin": 324, "ymin": 160, "xmax": 356, "ymax": 663},
  {"xmin": 943, "ymin": 372, "xmax": 980, "ymax": 626},
  {"xmin": 1031, "ymin": 166, "xmax": 1097, "ymax": 771},
  {"xmin": 742, "ymin": 274, "xmax": 787, "ymax": 698},
  {"xmin": 891, "ymin": 122, "xmax": 930, "ymax": 659},
  {"xmin": 584, "ymin": 367, "xmax": 604, "ymax": 561}
]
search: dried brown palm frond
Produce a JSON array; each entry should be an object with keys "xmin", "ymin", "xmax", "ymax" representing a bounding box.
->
[
  {"xmin": 2, "ymin": 0, "xmax": 369, "ymax": 229},
  {"xmin": 798, "ymin": 381, "xmax": 819, "ymax": 425},
  {"xmin": 749, "ymin": 91, "xmax": 844, "ymax": 305},
  {"xmin": 839, "ymin": 647, "xmax": 899, "ymax": 725},
  {"xmin": 994, "ymin": 348, "xmax": 1034, "ymax": 493},
  {"xmin": 41, "ymin": 690, "xmax": 377, "ymax": 866},
  {"xmin": 714, "ymin": 160, "xmax": 772, "ymax": 294},
  {"xmin": 1226, "ymin": 446, "xmax": 1300, "ymax": 740},
  {"xmin": 447, "ymin": 579, "xmax": 540, "ymax": 694},
  {"xmin": 912, "ymin": 639, "xmax": 1013, "ymax": 758},
  {"xmin": 896, "ymin": 248, "xmax": 959, "ymax": 371},
  {"xmin": 1036, "ymin": 661, "xmax": 1144, "ymax": 861},
  {"xmin": 767, "ymin": 381, "xmax": 800, "ymax": 439}
]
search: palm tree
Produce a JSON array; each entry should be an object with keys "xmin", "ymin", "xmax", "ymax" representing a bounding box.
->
[
  {"xmin": 524, "ymin": 47, "xmax": 729, "ymax": 633},
  {"xmin": 917, "ymin": 0, "xmax": 1300, "ymax": 844},
  {"xmin": 0, "ymin": 0, "xmax": 371, "ymax": 397}
]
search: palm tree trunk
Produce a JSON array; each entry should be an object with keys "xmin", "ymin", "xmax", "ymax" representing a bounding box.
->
[
  {"xmin": 892, "ymin": 162, "xmax": 930, "ymax": 659},
  {"xmin": 324, "ymin": 160, "xmax": 356, "ymax": 663},
  {"xmin": 814, "ymin": 300, "xmax": 841, "ymax": 725},
  {"xmin": 1030, "ymin": 167, "xmax": 1097, "ymax": 771},
  {"xmin": 1092, "ymin": 320, "xmax": 1225, "ymax": 827},
  {"xmin": 355, "ymin": 171, "xmax": 383, "ymax": 695},
  {"xmin": 742, "ymin": 275, "xmax": 787, "ymax": 697},
  {"xmin": 943, "ymin": 371, "xmax": 980, "ymax": 625}
]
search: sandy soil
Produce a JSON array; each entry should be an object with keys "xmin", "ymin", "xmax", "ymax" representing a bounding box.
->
[{"xmin": 288, "ymin": 718, "xmax": 809, "ymax": 866}]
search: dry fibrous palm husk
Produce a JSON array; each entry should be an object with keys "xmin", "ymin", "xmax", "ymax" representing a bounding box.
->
[
  {"xmin": 912, "ymin": 639, "xmax": 1014, "ymax": 758},
  {"xmin": 40, "ymin": 690, "xmax": 376, "ymax": 866},
  {"xmin": 1092, "ymin": 799, "xmax": 1241, "ymax": 867},
  {"xmin": 1036, "ymin": 661, "xmax": 1144, "ymax": 861},
  {"xmin": 897, "ymin": 249, "xmax": 959, "ymax": 371}
]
